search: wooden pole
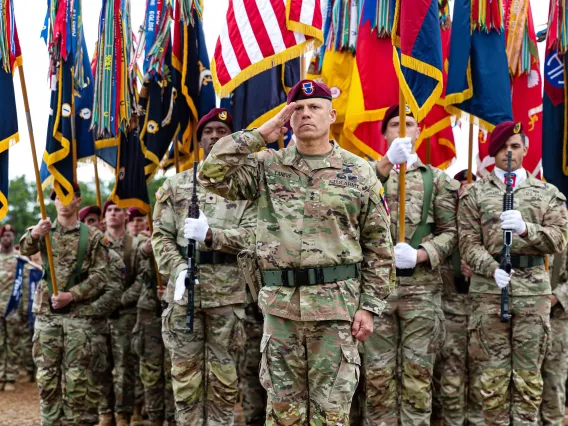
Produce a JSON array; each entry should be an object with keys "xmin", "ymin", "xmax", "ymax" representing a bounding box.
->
[
  {"xmin": 94, "ymin": 160, "xmax": 102, "ymax": 210},
  {"xmin": 174, "ymin": 140, "xmax": 180, "ymax": 173},
  {"xmin": 18, "ymin": 65, "xmax": 59, "ymax": 295},
  {"xmin": 425, "ymin": 137, "xmax": 431, "ymax": 165},
  {"xmin": 467, "ymin": 120, "xmax": 474, "ymax": 183},
  {"xmin": 300, "ymin": 54, "xmax": 307, "ymax": 79},
  {"xmin": 398, "ymin": 89, "xmax": 407, "ymax": 243}
]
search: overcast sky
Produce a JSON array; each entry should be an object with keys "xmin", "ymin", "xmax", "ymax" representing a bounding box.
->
[{"xmin": 7, "ymin": 0, "xmax": 550, "ymax": 185}]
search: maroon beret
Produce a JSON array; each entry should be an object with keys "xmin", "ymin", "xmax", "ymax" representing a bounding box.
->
[
  {"xmin": 453, "ymin": 170, "xmax": 477, "ymax": 182},
  {"xmin": 102, "ymin": 200, "xmax": 116, "ymax": 217},
  {"xmin": 0, "ymin": 224, "xmax": 16, "ymax": 238},
  {"xmin": 488, "ymin": 121, "xmax": 523, "ymax": 157},
  {"xmin": 286, "ymin": 79, "xmax": 332, "ymax": 104},
  {"xmin": 381, "ymin": 104, "xmax": 414, "ymax": 134},
  {"xmin": 79, "ymin": 205, "xmax": 101, "ymax": 222},
  {"xmin": 50, "ymin": 182, "xmax": 81, "ymax": 201},
  {"xmin": 127, "ymin": 207, "xmax": 146, "ymax": 221},
  {"xmin": 196, "ymin": 108, "xmax": 233, "ymax": 141}
]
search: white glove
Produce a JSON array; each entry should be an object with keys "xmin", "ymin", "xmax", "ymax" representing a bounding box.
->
[
  {"xmin": 174, "ymin": 269, "xmax": 199, "ymax": 301},
  {"xmin": 184, "ymin": 210, "xmax": 209, "ymax": 242},
  {"xmin": 386, "ymin": 137, "xmax": 412, "ymax": 165},
  {"xmin": 501, "ymin": 210, "xmax": 527, "ymax": 235},
  {"xmin": 494, "ymin": 268, "xmax": 512, "ymax": 289},
  {"xmin": 394, "ymin": 242, "xmax": 418, "ymax": 269}
]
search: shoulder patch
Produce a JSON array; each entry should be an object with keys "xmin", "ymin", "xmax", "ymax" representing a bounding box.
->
[
  {"xmin": 102, "ymin": 236, "xmax": 110, "ymax": 247},
  {"xmin": 156, "ymin": 187, "xmax": 165, "ymax": 200},
  {"xmin": 379, "ymin": 186, "xmax": 390, "ymax": 215}
]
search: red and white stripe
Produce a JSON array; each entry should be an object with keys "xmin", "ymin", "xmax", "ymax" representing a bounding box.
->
[{"xmin": 212, "ymin": 0, "xmax": 322, "ymax": 96}]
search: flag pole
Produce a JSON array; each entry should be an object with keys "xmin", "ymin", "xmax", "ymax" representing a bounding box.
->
[
  {"xmin": 174, "ymin": 140, "xmax": 180, "ymax": 173},
  {"xmin": 17, "ymin": 65, "xmax": 59, "ymax": 295},
  {"xmin": 467, "ymin": 119, "xmax": 474, "ymax": 183},
  {"xmin": 398, "ymin": 89, "xmax": 407, "ymax": 243},
  {"xmin": 300, "ymin": 54, "xmax": 307, "ymax": 79},
  {"xmin": 94, "ymin": 160, "xmax": 102, "ymax": 209}
]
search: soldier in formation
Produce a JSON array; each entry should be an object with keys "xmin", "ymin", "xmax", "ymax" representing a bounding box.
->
[
  {"xmin": 153, "ymin": 108, "xmax": 259, "ymax": 425},
  {"xmin": 20, "ymin": 184, "xmax": 109, "ymax": 425},
  {"xmin": 459, "ymin": 121, "xmax": 568, "ymax": 424},
  {"xmin": 197, "ymin": 80, "xmax": 394, "ymax": 425}
]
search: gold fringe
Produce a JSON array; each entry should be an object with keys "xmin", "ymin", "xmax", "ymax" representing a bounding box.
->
[
  {"xmin": 444, "ymin": 60, "xmax": 473, "ymax": 107},
  {"xmin": 0, "ymin": 131, "xmax": 19, "ymax": 153},
  {"xmin": 445, "ymin": 105, "xmax": 497, "ymax": 132},
  {"xmin": 212, "ymin": 38, "xmax": 322, "ymax": 98}
]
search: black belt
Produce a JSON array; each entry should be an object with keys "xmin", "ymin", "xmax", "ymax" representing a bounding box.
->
[
  {"xmin": 262, "ymin": 263, "xmax": 360, "ymax": 287},
  {"xmin": 492, "ymin": 254, "xmax": 545, "ymax": 269},
  {"xmin": 196, "ymin": 251, "xmax": 238, "ymax": 265},
  {"xmin": 396, "ymin": 267, "xmax": 415, "ymax": 277}
]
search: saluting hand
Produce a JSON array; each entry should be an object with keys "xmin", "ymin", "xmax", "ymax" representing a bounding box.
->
[
  {"xmin": 352, "ymin": 309, "xmax": 374, "ymax": 342},
  {"xmin": 258, "ymin": 102, "xmax": 296, "ymax": 143},
  {"xmin": 31, "ymin": 219, "xmax": 53, "ymax": 239}
]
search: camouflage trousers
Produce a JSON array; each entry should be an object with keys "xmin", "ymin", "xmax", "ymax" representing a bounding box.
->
[
  {"xmin": 85, "ymin": 318, "xmax": 110, "ymax": 425},
  {"xmin": 540, "ymin": 309, "xmax": 568, "ymax": 426},
  {"xmin": 432, "ymin": 312, "xmax": 468, "ymax": 426},
  {"xmin": 261, "ymin": 314, "xmax": 360, "ymax": 425},
  {"xmin": 363, "ymin": 291, "xmax": 445, "ymax": 426},
  {"xmin": 132, "ymin": 309, "xmax": 175, "ymax": 422},
  {"xmin": 32, "ymin": 315, "xmax": 95, "ymax": 426},
  {"xmin": 239, "ymin": 302, "xmax": 266, "ymax": 426},
  {"xmin": 0, "ymin": 315, "xmax": 21, "ymax": 383},
  {"xmin": 468, "ymin": 294, "xmax": 551, "ymax": 425},
  {"xmin": 162, "ymin": 302, "xmax": 246, "ymax": 426},
  {"xmin": 99, "ymin": 312, "xmax": 137, "ymax": 415}
]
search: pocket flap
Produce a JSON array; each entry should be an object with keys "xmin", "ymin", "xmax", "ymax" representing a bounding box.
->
[
  {"xmin": 341, "ymin": 344, "xmax": 361, "ymax": 366},
  {"xmin": 260, "ymin": 333, "xmax": 271, "ymax": 353}
]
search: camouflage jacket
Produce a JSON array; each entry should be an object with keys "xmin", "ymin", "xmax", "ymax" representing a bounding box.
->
[
  {"xmin": 90, "ymin": 247, "xmax": 124, "ymax": 318},
  {"xmin": 0, "ymin": 251, "xmax": 28, "ymax": 320},
  {"xmin": 374, "ymin": 160, "xmax": 459, "ymax": 294},
  {"xmin": 439, "ymin": 253, "xmax": 469, "ymax": 315},
  {"xmin": 551, "ymin": 245, "xmax": 568, "ymax": 320},
  {"xmin": 104, "ymin": 231, "xmax": 143, "ymax": 315},
  {"xmin": 198, "ymin": 131, "xmax": 394, "ymax": 322},
  {"xmin": 458, "ymin": 172, "xmax": 568, "ymax": 295},
  {"xmin": 20, "ymin": 221, "xmax": 109, "ymax": 317},
  {"xmin": 135, "ymin": 233, "xmax": 162, "ymax": 313},
  {"xmin": 152, "ymin": 168, "xmax": 257, "ymax": 308}
]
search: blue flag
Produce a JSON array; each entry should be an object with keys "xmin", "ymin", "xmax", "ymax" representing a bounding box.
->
[
  {"xmin": 445, "ymin": 0, "xmax": 512, "ymax": 130},
  {"xmin": 27, "ymin": 267, "xmax": 42, "ymax": 329},
  {"xmin": 0, "ymin": 66, "xmax": 18, "ymax": 221},
  {"xmin": 4, "ymin": 257, "xmax": 24, "ymax": 319},
  {"xmin": 75, "ymin": 36, "xmax": 96, "ymax": 162}
]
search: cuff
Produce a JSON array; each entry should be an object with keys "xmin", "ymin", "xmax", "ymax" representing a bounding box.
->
[
  {"xmin": 174, "ymin": 263, "xmax": 188, "ymax": 281},
  {"xmin": 248, "ymin": 130, "xmax": 268, "ymax": 151},
  {"xmin": 359, "ymin": 294, "xmax": 388, "ymax": 317},
  {"xmin": 553, "ymin": 284, "xmax": 568, "ymax": 312},
  {"xmin": 522, "ymin": 222, "xmax": 538, "ymax": 243},
  {"xmin": 69, "ymin": 287, "xmax": 83, "ymax": 302},
  {"xmin": 419, "ymin": 241, "xmax": 439, "ymax": 269},
  {"xmin": 211, "ymin": 228, "xmax": 223, "ymax": 251},
  {"xmin": 481, "ymin": 258, "xmax": 501, "ymax": 279}
]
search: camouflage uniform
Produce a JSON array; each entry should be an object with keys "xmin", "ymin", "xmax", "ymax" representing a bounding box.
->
[
  {"xmin": 458, "ymin": 172, "xmax": 568, "ymax": 425},
  {"xmin": 240, "ymin": 301, "xmax": 266, "ymax": 426},
  {"xmin": 432, "ymin": 254, "xmax": 470, "ymax": 426},
  {"xmin": 540, "ymin": 246, "xmax": 568, "ymax": 426},
  {"xmin": 99, "ymin": 232, "xmax": 143, "ymax": 418},
  {"xmin": 19, "ymin": 221, "xmax": 109, "ymax": 426},
  {"xmin": 363, "ymin": 160, "xmax": 458, "ymax": 426},
  {"xmin": 132, "ymin": 237, "xmax": 175, "ymax": 423},
  {"xmin": 153, "ymin": 168, "xmax": 256, "ymax": 425},
  {"xmin": 84, "ymin": 247, "xmax": 124, "ymax": 425},
  {"xmin": 0, "ymin": 251, "xmax": 26, "ymax": 386},
  {"xmin": 198, "ymin": 132, "xmax": 394, "ymax": 425}
]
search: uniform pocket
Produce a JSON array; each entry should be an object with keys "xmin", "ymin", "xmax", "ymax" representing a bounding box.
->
[
  {"xmin": 231, "ymin": 307, "xmax": 246, "ymax": 355},
  {"xmin": 131, "ymin": 323, "xmax": 143, "ymax": 358},
  {"xmin": 537, "ymin": 314, "xmax": 551, "ymax": 366},
  {"xmin": 259, "ymin": 333, "xmax": 273, "ymax": 392},
  {"xmin": 328, "ymin": 344, "xmax": 361, "ymax": 404},
  {"xmin": 468, "ymin": 315, "xmax": 490, "ymax": 363},
  {"xmin": 428, "ymin": 308, "xmax": 446, "ymax": 354}
]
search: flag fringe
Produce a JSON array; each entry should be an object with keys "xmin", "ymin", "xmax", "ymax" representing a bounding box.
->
[{"xmin": 212, "ymin": 38, "xmax": 322, "ymax": 98}]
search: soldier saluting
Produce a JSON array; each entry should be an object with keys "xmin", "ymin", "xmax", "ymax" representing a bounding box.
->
[
  {"xmin": 197, "ymin": 79, "xmax": 394, "ymax": 424},
  {"xmin": 458, "ymin": 121, "xmax": 568, "ymax": 424}
]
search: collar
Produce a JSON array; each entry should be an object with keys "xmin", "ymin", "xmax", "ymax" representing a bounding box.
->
[
  {"xmin": 283, "ymin": 140, "xmax": 343, "ymax": 170},
  {"xmin": 493, "ymin": 167, "xmax": 527, "ymax": 189},
  {"xmin": 52, "ymin": 220, "xmax": 81, "ymax": 233},
  {"xmin": 105, "ymin": 230, "xmax": 127, "ymax": 248}
]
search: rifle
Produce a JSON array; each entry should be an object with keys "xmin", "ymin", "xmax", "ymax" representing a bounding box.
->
[
  {"xmin": 499, "ymin": 151, "xmax": 513, "ymax": 323},
  {"xmin": 185, "ymin": 162, "xmax": 200, "ymax": 333}
]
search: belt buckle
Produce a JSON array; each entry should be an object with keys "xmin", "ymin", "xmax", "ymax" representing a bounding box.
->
[{"xmin": 293, "ymin": 269, "xmax": 310, "ymax": 286}]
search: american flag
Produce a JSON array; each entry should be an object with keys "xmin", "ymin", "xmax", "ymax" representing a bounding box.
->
[{"xmin": 211, "ymin": 0, "xmax": 323, "ymax": 97}]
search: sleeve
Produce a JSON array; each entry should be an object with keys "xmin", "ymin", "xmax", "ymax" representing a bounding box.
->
[
  {"xmin": 69, "ymin": 231, "xmax": 109, "ymax": 302},
  {"xmin": 121, "ymin": 244, "xmax": 145, "ymax": 307},
  {"xmin": 152, "ymin": 180, "xmax": 187, "ymax": 282},
  {"xmin": 197, "ymin": 130, "xmax": 266, "ymax": 201},
  {"xmin": 358, "ymin": 175, "xmax": 395, "ymax": 316},
  {"xmin": 209, "ymin": 201, "xmax": 257, "ymax": 254},
  {"xmin": 521, "ymin": 188, "xmax": 568, "ymax": 254},
  {"xmin": 458, "ymin": 187, "xmax": 500, "ymax": 278},
  {"xmin": 369, "ymin": 160, "xmax": 390, "ymax": 184},
  {"xmin": 91, "ymin": 251, "xmax": 124, "ymax": 317},
  {"xmin": 419, "ymin": 172, "xmax": 459, "ymax": 269},
  {"xmin": 19, "ymin": 230, "xmax": 41, "ymax": 257}
]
